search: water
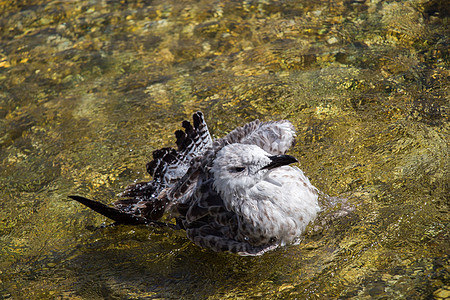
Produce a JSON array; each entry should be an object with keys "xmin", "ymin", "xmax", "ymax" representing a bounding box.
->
[{"xmin": 0, "ymin": 0, "xmax": 448, "ymax": 298}]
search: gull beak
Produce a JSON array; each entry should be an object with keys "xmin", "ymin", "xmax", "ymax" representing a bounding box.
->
[{"xmin": 262, "ymin": 155, "xmax": 298, "ymax": 170}]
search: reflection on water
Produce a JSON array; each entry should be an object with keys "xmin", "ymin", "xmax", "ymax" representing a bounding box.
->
[{"xmin": 0, "ymin": 0, "xmax": 448, "ymax": 298}]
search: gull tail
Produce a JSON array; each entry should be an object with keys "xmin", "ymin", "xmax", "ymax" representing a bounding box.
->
[{"xmin": 69, "ymin": 195, "xmax": 150, "ymax": 225}]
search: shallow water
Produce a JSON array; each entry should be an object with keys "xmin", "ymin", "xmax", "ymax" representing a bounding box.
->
[{"xmin": 0, "ymin": 0, "xmax": 448, "ymax": 299}]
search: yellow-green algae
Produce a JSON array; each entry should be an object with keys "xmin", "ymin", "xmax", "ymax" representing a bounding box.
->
[{"xmin": 0, "ymin": 0, "xmax": 448, "ymax": 299}]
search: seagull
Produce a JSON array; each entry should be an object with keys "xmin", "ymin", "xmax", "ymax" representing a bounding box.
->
[{"xmin": 70, "ymin": 112, "xmax": 320, "ymax": 256}]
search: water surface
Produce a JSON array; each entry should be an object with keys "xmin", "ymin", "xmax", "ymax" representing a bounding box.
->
[{"xmin": 0, "ymin": 0, "xmax": 448, "ymax": 298}]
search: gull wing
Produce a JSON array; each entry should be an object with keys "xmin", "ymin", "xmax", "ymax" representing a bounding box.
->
[
  {"xmin": 69, "ymin": 195, "xmax": 176, "ymax": 228},
  {"xmin": 72, "ymin": 112, "xmax": 212, "ymax": 224},
  {"xmin": 147, "ymin": 111, "xmax": 212, "ymax": 186},
  {"xmin": 215, "ymin": 119, "xmax": 296, "ymax": 155},
  {"xmin": 114, "ymin": 112, "xmax": 212, "ymax": 220}
]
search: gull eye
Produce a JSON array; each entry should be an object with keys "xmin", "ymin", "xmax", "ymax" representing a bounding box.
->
[{"xmin": 233, "ymin": 167, "xmax": 245, "ymax": 173}]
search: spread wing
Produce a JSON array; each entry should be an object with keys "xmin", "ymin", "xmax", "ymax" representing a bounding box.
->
[
  {"xmin": 115, "ymin": 111, "xmax": 212, "ymax": 220},
  {"xmin": 71, "ymin": 112, "xmax": 212, "ymax": 224},
  {"xmin": 147, "ymin": 111, "xmax": 212, "ymax": 185}
]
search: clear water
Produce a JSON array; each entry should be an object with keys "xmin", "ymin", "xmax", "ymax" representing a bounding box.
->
[{"xmin": 0, "ymin": 0, "xmax": 448, "ymax": 298}]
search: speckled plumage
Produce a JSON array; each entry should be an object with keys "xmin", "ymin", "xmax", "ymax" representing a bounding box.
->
[{"xmin": 70, "ymin": 112, "xmax": 320, "ymax": 256}]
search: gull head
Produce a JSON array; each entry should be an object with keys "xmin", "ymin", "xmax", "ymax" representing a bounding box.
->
[{"xmin": 211, "ymin": 143, "xmax": 297, "ymax": 197}]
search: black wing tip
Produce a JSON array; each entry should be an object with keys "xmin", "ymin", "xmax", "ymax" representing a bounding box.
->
[
  {"xmin": 69, "ymin": 195, "xmax": 179, "ymax": 229},
  {"xmin": 182, "ymin": 120, "xmax": 193, "ymax": 132},
  {"xmin": 68, "ymin": 195, "xmax": 107, "ymax": 208},
  {"xmin": 192, "ymin": 111, "xmax": 204, "ymax": 127},
  {"xmin": 68, "ymin": 195, "xmax": 91, "ymax": 204},
  {"xmin": 194, "ymin": 111, "xmax": 204, "ymax": 118},
  {"xmin": 69, "ymin": 195, "xmax": 148, "ymax": 225}
]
